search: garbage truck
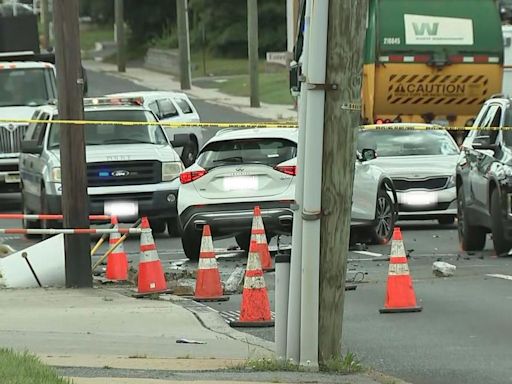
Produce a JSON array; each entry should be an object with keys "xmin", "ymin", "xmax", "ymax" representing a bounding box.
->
[{"xmin": 290, "ymin": 0, "xmax": 504, "ymax": 143}]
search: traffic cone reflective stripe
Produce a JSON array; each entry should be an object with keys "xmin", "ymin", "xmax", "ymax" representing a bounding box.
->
[
  {"xmin": 194, "ymin": 225, "xmax": 228, "ymax": 302},
  {"xmin": 230, "ymin": 240, "xmax": 274, "ymax": 327},
  {"xmin": 250, "ymin": 206, "xmax": 273, "ymax": 271},
  {"xmin": 380, "ymin": 227, "xmax": 422, "ymax": 313},
  {"xmin": 137, "ymin": 217, "xmax": 167, "ymax": 294},
  {"xmin": 105, "ymin": 217, "xmax": 128, "ymax": 281}
]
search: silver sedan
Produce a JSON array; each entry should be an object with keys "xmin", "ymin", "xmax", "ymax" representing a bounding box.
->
[{"xmin": 357, "ymin": 125, "xmax": 459, "ymax": 225}]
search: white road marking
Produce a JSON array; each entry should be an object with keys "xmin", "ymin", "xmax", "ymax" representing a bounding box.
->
[
  {"xmin": 486, "ymin": 274, "xmax": 512, "ymax": 281},
  {"xmin": 354, "ymin": 251, "xmax": 383, "ymax": 258}
]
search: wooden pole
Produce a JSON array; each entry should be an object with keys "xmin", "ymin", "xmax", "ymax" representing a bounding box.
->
[
  {"xmin": 53, "ymin": 0, "xmax": 92, "ymax": 288},
  {"xmin": 40, "ymin": 0, "xmax": 50, "ymax": 50},
  {"xmin": 318, "ymin": 0, "xmax": 368, "ymax": 363},
  {"xmin": 115, "ymin": 0, "xmax": 126, "ymax": 73},
  {"xmin": 247, "ymin": 0, "xmax": 260, "ymax": 107},
  {"xmin": 177, "ymin": 0, "xmax": 192, "ymax": 90}
]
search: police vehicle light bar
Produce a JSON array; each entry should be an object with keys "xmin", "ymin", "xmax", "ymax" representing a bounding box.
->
[{"xmin": 83, "ymin": 97, "xmax": 144, "ymax": 107}]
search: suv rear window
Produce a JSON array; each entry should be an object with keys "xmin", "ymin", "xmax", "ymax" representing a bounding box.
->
[
  {"xmin": 197, "ymin": 138, "xmax": 297, "ymax": 169},
  {"xmin": 175, "ymin": 98, "xmax": 194, "ymax": 114}
]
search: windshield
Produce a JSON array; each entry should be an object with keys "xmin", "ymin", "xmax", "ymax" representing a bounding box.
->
[
  {"xmin": 197, "ymin": 138, "xmax": 297, "ymax": 169},
  {"xmin": 357, "ymin": 130, "xmax": 459, "ymax": 157},
  {"xmin": 48, "ymin": 110, "xmax": 168, "ymax": 148},
  {"xmin": 0, "ymin": 68, "xmax": 55, "ymax": 107}
]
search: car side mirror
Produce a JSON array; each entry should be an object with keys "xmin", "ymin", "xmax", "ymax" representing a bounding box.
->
[
  {"xmin": 361, "ymin": 148, "xmax": 377, "ymax": 161},
  {"xmin": 171, "ymin": 133, "xmax": 191, "ymax": 148},
  {"xmin": 21, "ymin": 140, "xmax": 43, "ymax": 154}
]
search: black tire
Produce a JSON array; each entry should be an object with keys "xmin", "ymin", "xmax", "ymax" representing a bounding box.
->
[
  {"xmin": 148, "ymin": 218, "xmax": 166, "ymax": 234},
  {"xmin": 491, "ymin": 189, "xmax": 512, "ymax": 256},
  {"xmin": 438, "ymin": 216, "xmax": 456, "ymax": 225},
  {"xmin": 166, "ymin": 218, "xmax": 181, "ymax": 238},
  {"xmin": 235, "ymin": 232, "xmax": 251, "ymax": 251},
  {"xmin": 181, "ymin": 231, "xmax": 201, "ymax": 261},
  {"xmin": 40, "ymin": 186, "xmax": 51, "ymax": 240},
  {"xmin": 181, "ymin": 140, "xmax": 199, "ymax": 167},
  {"xmin": 368, "ymin": 189, "xmax": 394, "ymax": 245},
  {"xmin": 457, "ymin": 188, "xmax": 486, "ymax": 251}
]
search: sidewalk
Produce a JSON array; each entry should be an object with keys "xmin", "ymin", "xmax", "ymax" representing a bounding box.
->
[
  {"xmin": 83, "ymin": 60, "xmax": 298, "ymax": 122},
  {"xmin": 0, "ymin": 288, "xmax": 408, "ymax": 384}
]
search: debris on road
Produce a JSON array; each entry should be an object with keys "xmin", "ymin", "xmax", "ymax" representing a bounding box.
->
[
  {"xmin": 224, "ymin": 266, "xmax": 245, "ymax": 294},
  {"xmin": 176, "ymin": 338, "xmax": 206, "ymax": 344},
  {"xmin": 432, "ymin": 261, "xmax": 456, "ymax": 277}
]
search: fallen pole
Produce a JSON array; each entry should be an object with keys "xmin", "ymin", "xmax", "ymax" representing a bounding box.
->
[
  {"xmin": 0, "ymin": 214, "xmax": 110, "ymax": 221},
  {"xmin": 0, "ymin": 228, "xmax": 144, "ymax": 235}
]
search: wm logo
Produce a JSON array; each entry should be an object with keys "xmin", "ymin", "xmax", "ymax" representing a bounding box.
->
[{"xmin": 413, "ymin": 22, "xmax": 439, "ymax": 36}]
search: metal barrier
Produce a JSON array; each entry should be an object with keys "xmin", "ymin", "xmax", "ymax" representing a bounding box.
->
[{"xmin": 0, "ymin": 214, "xmax": 110, "ymax": 221}]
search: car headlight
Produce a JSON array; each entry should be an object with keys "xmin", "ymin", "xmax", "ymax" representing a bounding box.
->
[
  {"xmin": 50, "ymin": 167, "xmax": 61, "ymax": 183},
  {"xmin": 446, "ymin": 175, "xmax": 455, "ymax": 188},
  {"xmin": 162, "ymin": 162, "xmax": 184, "ymax": 181}
]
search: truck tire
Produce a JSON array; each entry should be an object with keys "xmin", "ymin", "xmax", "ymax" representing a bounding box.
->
[
  {"xmin": 21, "ymin": 189, "xmax": 40, "ymax": 239},
  {"xmin": 181, "ymin": 140, "xmax": 199, "ymax": 167},
  {"xmin": 148, "ymin": 218, "xmax": 166, "ymax": 234},
  {"xmin": 235, "ymin": 233, "xmax": 251, "ymax": 251},
  {"xmin": 166, "ymin": 218, "xmax": 181, "ymax": 238},
  {"xmin": 457, "ymin": 188, "xmax": 486, "ymax": 251},
  {"xmin": 181, "ymin": 230, "xmax": 201, "ymax": 261},
  {"xmin": 491, "ymin": 189, "xmax": 512, "ymax": 256}
]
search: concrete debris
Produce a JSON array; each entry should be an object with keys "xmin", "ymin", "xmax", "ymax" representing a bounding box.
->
[
  {"xmin": 0, "ymin": 243, "xmax": 16, "ymax": 258},
  {"xmin": 0, "ymin": 235, "xmax": 65, "ymax": 288},
  {"xmin": 169, "ymin": 278, "xmax": 195, "ymax": 296},
  {"xmin": 433, "ymin": 261, "xmax": 456, "ymax": 277},
  {"xmin": 224, "ymin": 266, "xmax": 245, "ymax": 294}
]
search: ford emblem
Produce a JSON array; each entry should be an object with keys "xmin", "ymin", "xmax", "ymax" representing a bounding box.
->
[{"xmin": 111, "ymin": 170, "xmax": 130, "ymax": 177}]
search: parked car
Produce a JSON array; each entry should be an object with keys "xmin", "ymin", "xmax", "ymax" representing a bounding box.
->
[
  {"xmin": 357, "ymin": 124, "xmax": 459, "ymax": 225},
  {"xmin": 19, "ymin": 96, "xmax": 184, "ymax": 236},
  {"xmin": 457, "ymin": 96, "xmax": 512, "ymax": 255},
  {"xmin": 107, "ymin": 91, "xmax": 212, "ymax": 167},
  {"xmin": 177, "ymin": 128, "xmax": 397, "ymax": 260}
]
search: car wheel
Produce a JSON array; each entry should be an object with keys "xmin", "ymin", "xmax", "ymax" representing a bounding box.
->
[
  {"xmin": 369, "ymin": 189, "xmax": 394, "ymax": 245},
  {"xmin": 457, "ymin": 188, "xmax": 486, "ymax": 251},
  {"xmin": 235, "ymin": 232, "xmax": 251, "ymax": 251},
  {"xmin": 148, "ymin": 218, "xmax": 166, "ymax": 234},
  {"xmin": 181, "ymin": 140, "xmax": 198, "ymax": 168},
  {"xmin": 491, "ymin": 188, "xmax": 512, "ymax": 256},
  {"xmin": 166, "ymin": 218, "xmax": 181, "ymax": 238},
  {"xmin": 40, "ymin": 186, "xmax": 52, "ymax": 240},
  {"xmin": 181, "ymin": 230, "xmax": 201, "ymax": 261},
  {"xmin": 438, "ymin": 216, "xmax": 455, "ymax": 225}
]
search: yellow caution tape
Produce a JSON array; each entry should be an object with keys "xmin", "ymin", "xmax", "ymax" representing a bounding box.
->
[{"xmin": 0, "ymin": 117, "xmax": 508, "ymax": 131}]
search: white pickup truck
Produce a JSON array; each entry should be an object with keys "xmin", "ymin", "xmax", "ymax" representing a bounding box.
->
[{"xmin": 0, "ymin": 60, "xmax": 57, "ymax": 192}]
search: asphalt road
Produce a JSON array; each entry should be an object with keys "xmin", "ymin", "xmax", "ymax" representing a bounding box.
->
[{"xmin": 2, "ymin": 69, "xmax": 512, "ymax": 384}]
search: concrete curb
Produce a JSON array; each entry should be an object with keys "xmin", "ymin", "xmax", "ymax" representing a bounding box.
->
[{"xmin": 159, "ymin": 294, "xmax": 275, "ymax": 355}]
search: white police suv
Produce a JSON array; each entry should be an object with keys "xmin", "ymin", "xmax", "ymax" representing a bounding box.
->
[{"xmin": 19, "ymin": 97, "xmax": 184, "ymax": 235}]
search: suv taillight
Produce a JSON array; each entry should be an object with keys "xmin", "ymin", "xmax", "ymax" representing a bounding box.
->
[
  {"xmin": 180, "ymin": 169, "xmax": 207, "ymax": 184},
  {"xmin": 275, "ymin": 165, "xmax": 296, "ymax": 176}
]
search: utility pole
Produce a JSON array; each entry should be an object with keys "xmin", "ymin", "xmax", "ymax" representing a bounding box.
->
[
  {"xmin": 53, "ymin": 0, "xmax": 92, "ymax": 288},
  {"xmin": 176, "ymin": 0, "xmax": 192, "ymax": 90},
  {"xmin": 247, "ymin": 0, "xmax": 260, "ymax": 107},
  {"xmin": 318, "ymin": 0, "xmax": 368, "ymax": 364},
  {"xmin": 40, "ymin": 0, "xmax": 50, "ymax": 50},
  {"xmin": 115, "ymin": 0, "xmax": 126, "ymax": 72}
]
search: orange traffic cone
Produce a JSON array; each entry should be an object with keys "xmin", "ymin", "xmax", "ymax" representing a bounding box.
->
[
  {"xmin": 137, "ymin": 217, "xmax": 168, "ymax": 295},
  {"xmin": 379, "ymin": 227, "xmax": 422, "ymax": 313},
  {"xmin": 193, "ymin": 225, "xmax": 229, "ymax": 302},
  {"xmin": 106, "ymin": 216, "xmax": 128, "ymax": 281},
  {"xmin": 230, "ymin": 240, "xmax": 274, "ymax": 327},
  {"xmin": 250, "ymin": 206, "xmax": 273, "ymax": 272}
]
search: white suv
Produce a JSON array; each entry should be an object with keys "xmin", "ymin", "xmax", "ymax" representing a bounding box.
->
[
  {"xmin": 107, "ymin": 91, "xmax": 210, "ymax": 167},
  {"xmin": 19, "ymin": 97, "xmax": 184, "ymax": 235},
  {"xmin": 177, "ymin": 128, "xmax": 397, "ymax": 260}
]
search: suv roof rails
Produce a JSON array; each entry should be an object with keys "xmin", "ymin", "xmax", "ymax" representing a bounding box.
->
[
  {"xmin": 0, "ymin": 51, "xmax": 56, "ymax": 64},
  {"xmin": 490, "ymin": 93, "xmax": 505, "ymax": 99}
]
